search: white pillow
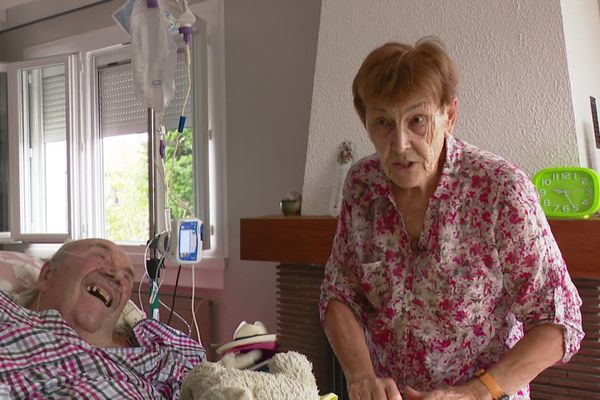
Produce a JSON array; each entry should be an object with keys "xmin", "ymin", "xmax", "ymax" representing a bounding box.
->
[{"xmin": 0, "ymin": 251, "xmax": 43, "ymax": 294}]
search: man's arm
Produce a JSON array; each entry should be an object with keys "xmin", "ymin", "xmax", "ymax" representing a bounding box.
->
[{"xmin": 324, "ymin": 298, "xmax": 401, "ymax": 400}]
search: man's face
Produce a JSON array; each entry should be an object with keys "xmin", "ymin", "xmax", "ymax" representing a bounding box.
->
[
  {"xmin": 364, "ymin": 95, "xmax": 458, "ymax": 192},
  {"xmin": 37, "ymin": 239, "xmax": 134, "ymax": 339}
]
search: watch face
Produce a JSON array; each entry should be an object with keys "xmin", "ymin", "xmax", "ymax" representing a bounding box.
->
[{"xmin": 533, "ymin": 167, "xmax": 600, "ymax": 218}]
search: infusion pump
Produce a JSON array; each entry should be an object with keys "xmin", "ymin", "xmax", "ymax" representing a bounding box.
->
[{"xmin": 157, "ymin": 218, "xmax": 204, "ymax": 264}]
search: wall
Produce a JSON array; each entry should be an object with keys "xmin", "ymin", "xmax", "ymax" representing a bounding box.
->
[
  {"xmin": 301, "ymin": 0, "xmax": 585, "ymax": 214},
  {"xmin": 561, "ymin": 0, "xmax": 600, "ymax": 170},
  {"xmin": 215, "ymin": 0, "xmax": 321, "ymax": 343},
  {"xmin": 0, "ymin": 0, "xmax": 123, "ymax": 60},
  {"xmin": 0, "ymin": 0, "xmax": 322, "ymax": 347}
]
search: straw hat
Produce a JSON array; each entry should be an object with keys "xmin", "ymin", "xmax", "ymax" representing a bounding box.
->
[{"xmin": 216, "ymin": 321, "xmax": 277, "ymax": 355}]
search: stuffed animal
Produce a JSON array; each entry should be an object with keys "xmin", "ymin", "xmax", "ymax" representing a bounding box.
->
[{"xmin": 180, "ymin": 351, "xmax": 320, "ymax": 400}]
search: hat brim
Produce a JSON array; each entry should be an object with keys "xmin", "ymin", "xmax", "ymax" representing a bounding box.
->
[{"xmin": 216, "ymin": 334, "xmax": 277, "ymax": 355}]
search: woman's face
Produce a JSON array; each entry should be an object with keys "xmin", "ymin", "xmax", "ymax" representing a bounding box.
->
[{"xmin": 365, "ymin": 95, "xmax": 458, "ymax": 193}]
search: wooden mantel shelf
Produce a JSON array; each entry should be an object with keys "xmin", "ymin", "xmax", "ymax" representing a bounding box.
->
[
  {"xmin": 241, "ymin": 215, "xmax": 600, "ymax": 278},
  {"xmin": 241, "ymin": 215, "xmax": 337, "ymax": 265}
]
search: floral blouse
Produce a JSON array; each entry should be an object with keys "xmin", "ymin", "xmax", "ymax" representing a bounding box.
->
[{"xmin": 319, "ymin": 135, "xmax": 584, "ymax": 398}]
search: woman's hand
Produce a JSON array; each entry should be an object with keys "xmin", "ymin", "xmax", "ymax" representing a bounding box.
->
[
  {"xmin": 403, "ymin": 383, "xmax": 480, "ymax": 400},
  {"xmin": 348, "ymin": 375, "xmax": 402, "ymax": 400}
]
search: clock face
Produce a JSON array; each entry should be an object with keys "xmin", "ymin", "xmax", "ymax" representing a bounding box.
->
[{"xmin": 533, "ymin": 167, "xmax": 600, "ymax": 218}]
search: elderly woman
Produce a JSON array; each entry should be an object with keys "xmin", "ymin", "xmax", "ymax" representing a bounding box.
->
[{"xmin": 319, "ymin": 38, "xmax": 583, "ymax": 400}]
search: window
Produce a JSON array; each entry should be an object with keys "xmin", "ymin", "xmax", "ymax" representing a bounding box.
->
[
  {"xmin": 94, "ymin": 47, "xmax": 208, "ymax": 245},
  {"xmin": 8, "ymin": 55, "xmax": 76, "ymax": 242},
  {"xmin": 4, "ymin": 12, "xmax": 222, "ymax": 259}
]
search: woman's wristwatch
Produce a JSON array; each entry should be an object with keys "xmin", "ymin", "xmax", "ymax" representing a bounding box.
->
[{"xmin": 474, "ymin": 369, "xmax": 509, "ymax": 400}]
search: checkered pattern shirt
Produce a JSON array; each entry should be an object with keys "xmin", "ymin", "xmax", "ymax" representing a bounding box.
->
[{"xmin": 0, "ymin": 290, "xmax": 206, "ymax": 399}]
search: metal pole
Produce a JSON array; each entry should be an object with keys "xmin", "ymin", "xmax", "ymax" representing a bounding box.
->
[{"xmin": 147, "ymin": 108, "xmax": 157, "ymax": 244}]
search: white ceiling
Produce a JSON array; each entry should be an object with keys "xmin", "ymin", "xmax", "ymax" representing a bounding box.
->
[
  {"xmin": 0, "ymin": 0, "xmax": 38, "ymax": 11},
  {"xmin": 0, "ymin": 0, "xmax": 38, "ymax": 22},
  {"xmin": 0, "ymin": 0, "xmax": 108, "ymax": 32}
]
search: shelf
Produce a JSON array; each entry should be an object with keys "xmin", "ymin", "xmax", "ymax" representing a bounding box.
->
[{"xmin": 241, "ymin": 215, "xmax": 600, "ymax": 278}]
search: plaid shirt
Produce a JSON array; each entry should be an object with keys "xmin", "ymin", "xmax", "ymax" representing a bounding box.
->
[{"xmin": 0, "ymin": 290, "xmax": 206, "ymax": 399}]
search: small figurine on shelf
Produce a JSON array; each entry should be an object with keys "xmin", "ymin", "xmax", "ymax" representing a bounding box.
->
[
  {"xmin": 280, "ymin": 191, "xmax": 302, "ymax": 216},
  {"xmin": 329, "ymin": 141, "xmax": 354, "ymax": 216}
]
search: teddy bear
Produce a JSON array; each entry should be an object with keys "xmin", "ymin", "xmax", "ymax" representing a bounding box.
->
[{"xmin": 179, "ymin": 351, "xmax": 320, "ymax": 400}]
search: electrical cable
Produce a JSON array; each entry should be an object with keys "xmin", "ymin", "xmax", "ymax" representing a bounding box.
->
[
  {"xmin": 167, "ymin": 263, "xmax": 183, "ymax": 325},
  {"xmin": 138, "ymin": 241, "xmax": 152, "ymax": 311},
  {"xmin": 160, "ymin": 299, "xmax": 191, "ymax": 335}
]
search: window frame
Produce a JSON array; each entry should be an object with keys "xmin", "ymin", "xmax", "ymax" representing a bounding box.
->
[{"xmin": 7, "ymin": 54, "xmax": 78, "ymax": 243}]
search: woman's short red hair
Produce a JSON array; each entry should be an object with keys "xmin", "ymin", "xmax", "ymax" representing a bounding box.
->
[{"xmin": 352, "ymin": 37, "xmax": 459, "ymax": 124}]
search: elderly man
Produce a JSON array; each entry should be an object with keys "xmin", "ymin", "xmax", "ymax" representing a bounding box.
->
[{"xmin": 0, "ymin": 238, "xmax": 206, "ymax": 399}]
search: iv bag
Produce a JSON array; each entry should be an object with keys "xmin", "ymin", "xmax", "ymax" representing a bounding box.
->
[{"xmin": 129, "ymin": 0, "xmax": 177, "ymax": 113}]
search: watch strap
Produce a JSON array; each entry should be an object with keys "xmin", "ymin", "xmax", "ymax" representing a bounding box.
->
[{"xmin": 475, "ymin": 369, "xmax": 509, "ymax": 400}]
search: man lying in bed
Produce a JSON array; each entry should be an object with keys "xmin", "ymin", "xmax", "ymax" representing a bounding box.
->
[{"xmin": 0, "ymin": 238, "xmax": 206, "ymax": 399}]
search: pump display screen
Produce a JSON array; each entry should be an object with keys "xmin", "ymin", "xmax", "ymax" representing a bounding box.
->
[{"xmin": 178, "ymin": 220, "xmax": 199, "ymax": 262}]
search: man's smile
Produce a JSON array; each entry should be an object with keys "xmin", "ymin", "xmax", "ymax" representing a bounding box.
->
[{"xmin": 85, "ymin": 284, "xmax": 113, "ymax": 307}]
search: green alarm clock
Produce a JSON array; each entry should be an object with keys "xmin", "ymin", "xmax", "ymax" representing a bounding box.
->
[{"xmin": 533, "ymin": 167, "xmax": 600, "ymax": 219}]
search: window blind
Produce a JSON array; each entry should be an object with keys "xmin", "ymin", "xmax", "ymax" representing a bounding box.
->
[
  {"xmin": 42, "ymin": 73, "xmax": 66, "ymax": 143},
  {"xmin": 98, "ymin": 51, "xmax": 193, "ymax": 137}
]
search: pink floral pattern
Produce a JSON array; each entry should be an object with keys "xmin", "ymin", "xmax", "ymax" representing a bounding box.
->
[{"xmin": 319, "ymin": 135, "xmax": 584, "ymax": 397}]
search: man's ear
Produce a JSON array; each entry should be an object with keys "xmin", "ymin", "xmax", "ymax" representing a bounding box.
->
[
  {"xmin": 36, "ymin": 261, "xmax": 55, "ymax": 291},
  {"xmin": 444, "ymin": 97, "xmax": 459, "ymax": 137}
]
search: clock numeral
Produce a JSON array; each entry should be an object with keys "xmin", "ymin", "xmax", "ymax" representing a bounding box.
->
[
  {"xmin": 572, "ymin": 205, "xmax": 580, "ymax": 212},
  {"xmin": 552, "ymin": 173, "xmax": 559, "ymax": 180},
  {"xmin": 543, "ymin": 199, "xmax": 551, "ymax": 206},
  {"xmin": 539, "ymin": 189, "xmax": 547, "ymax": 196},
  {"xmin": 586, "ymin": 188, "xmax": 593, "ymax": 196},
  {"xmin": 582, "ymin": 177, "xmax": 589, "ymax": 185},
  {"xmin": 561, "ymin": 172, "xmax": 571, "ymax": 180},
  {"xmin": 553, "ymin": 204, "xmax": 560, "ymax": 212},
  {"xmin": 562, "ymin": 205, "xmax": 570, "ymax": 213},
  {"xmin": 542, "ymin": 179, "xmax": 551, "ymax": 186},
  {"xmin": 582, "ymin": 199, "xmax": 590, "ymax": 206}
]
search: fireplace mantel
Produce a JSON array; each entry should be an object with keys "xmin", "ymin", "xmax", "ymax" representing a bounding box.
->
[{"xmin": 241, "ymin": 215, "xmax": 600, "ymax": 278}]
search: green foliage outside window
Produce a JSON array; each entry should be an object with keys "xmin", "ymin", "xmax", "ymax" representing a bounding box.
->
[
  {"xmin": 165, "ymin": 127, "xmax": 195, "ymax": 220},
  {"xmin": 104, "ymin": 135, "xmax": 149, "ymax": 241},
  {"xmin": 104, "ymin": 128, "xmax": 195, "ymax": 242}
]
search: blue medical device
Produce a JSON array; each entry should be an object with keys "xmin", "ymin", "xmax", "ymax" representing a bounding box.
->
[{"xmin": 167, "ymin": 218, "xmax": 203, "ymax": 264}]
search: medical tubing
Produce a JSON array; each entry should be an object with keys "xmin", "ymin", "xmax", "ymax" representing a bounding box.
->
[
  {"xmin": 191, "ymin": 263, "xmax": 202, "ymax": 344},
  {"xmin": 178, "ymin": 116, "xmax": 186, "ymax": 133},
  {"xmin": 182, "ymin": 46, "xmax": 192, "ymax": 114},
  {"xmin": 155, "ymin": 158, "xmax": 195, "ymax": 217}
]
